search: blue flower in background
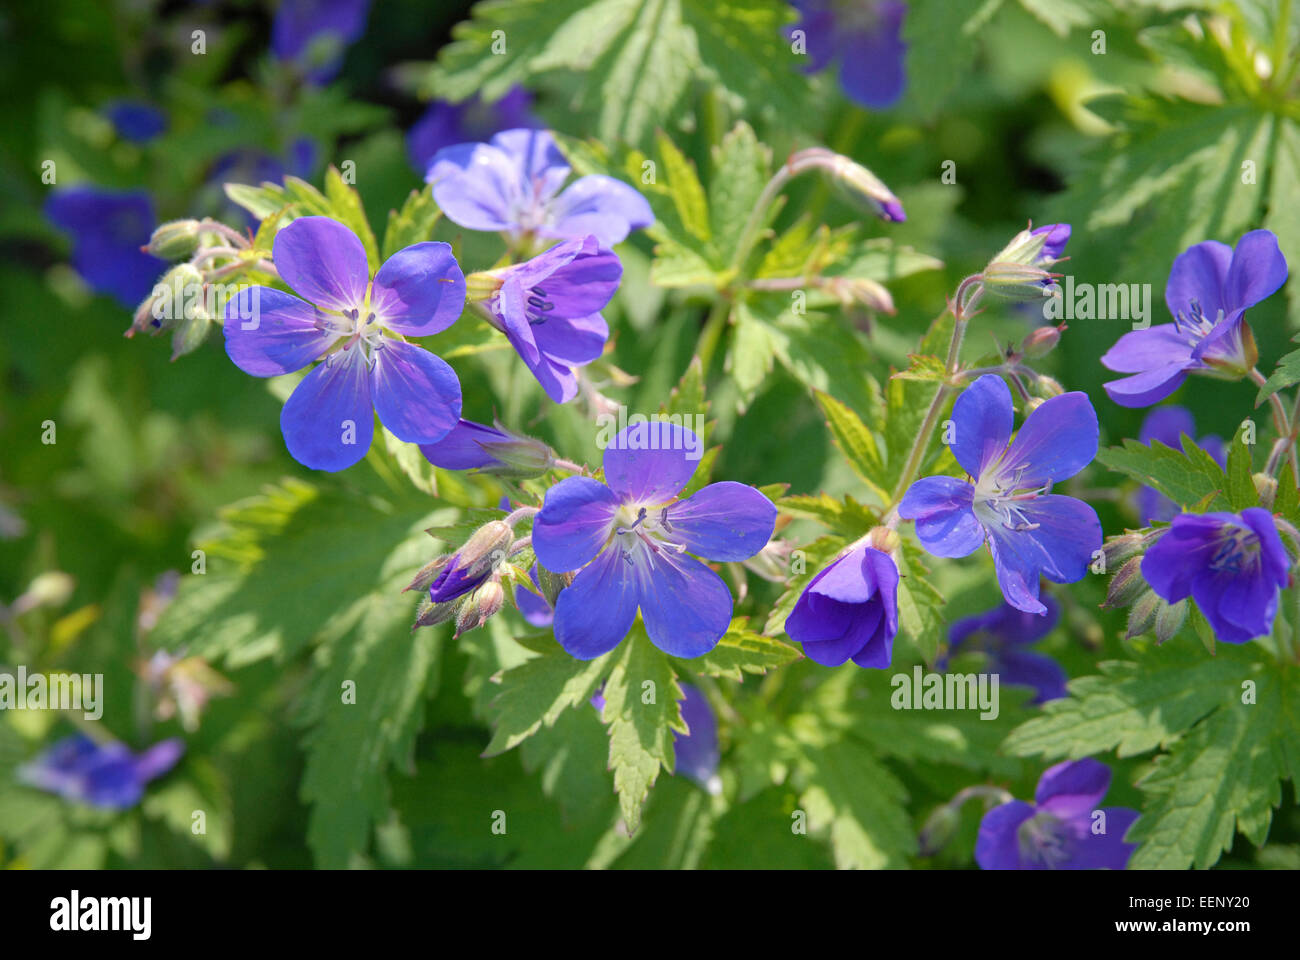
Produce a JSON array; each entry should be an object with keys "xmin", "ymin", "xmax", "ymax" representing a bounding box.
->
[
  {"xmin": 103, "ymin": 100, "xmax": 168, "ymax": 144},
  {"xmin": 788, "ymin": 0, "xmax": 908, "ymax": 109},
  {"xmin": 786, "ymin": 542, "xmax": 899, "ymax": 669},
  {"xmin": 407, "ymin": 87, "xmax": 539, "ymax": 173},
  {"xmin": 533, "ymin": 422, "xmax": 776, "ymax": 660},
  {"xmin": 515, "ymin": 564, "xmax": 555, "ymax": 628},
  {"xmin": 1102, "ymin": 230, "xmax": 1288, "ymax": 407},
  {"xmin": 1142, "ymin": 507, "xmax": 1290, "ymax": 643},
  {"xmin": 17, "ymin": 734, "xmax": 184, "ymax": 810},
  {"xmin": 486, "ymin": 235, "xmax": 621, "ymax": 403},
  {"xmin": 272, "ymin": 0, "xmax": 371, "ymax": 83},
  {"xmin": 209, "ymin": 137, "xmax": 318, "ymax": 227},
  {"xmin": 592, "ymin": 682, "xmax": 720, "ymax": 792},
  {"xmin": 426, "ymin": 128, "xmax": 653, "ymax": 248},
  {"xmin": 223, "ymin": 216, "xmax": 466, "ymax": 471},
  {"xmin": 45, "ymin": 186, "xmax": 167, "ymax": 307},
  {"xmin": 1135, "ymin": 406, "xmax": 1225, "ymax": 524},
  {"xmin": 898, "ymin": 374, "xmax": 1102, "ymax": 615},
  {"xmin": 976, "ymin": 758, "xmax": 1138, "ymax": 870},
  {"xmin": 942, "ymin": 596, "xmax": 1067, "ymax": 704}
]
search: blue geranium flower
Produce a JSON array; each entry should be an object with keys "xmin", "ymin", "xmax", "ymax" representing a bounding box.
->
[
  {"xmin": 1141, "ymin": 507, "xmax": 1290, "ymax": 643},
  {"xmin": 1135, "ymin": 407, "xmax": 1225, "ymax": 524},
  {"xmin": 976, "ymin": 758, "xmax": 1138, "ymax": 870},
  {"xmin": 785, "ymin": 542, "xmax": 899, "ymax": 668},
  {"xmin": 103, "ymin": 100, "xmax": 168, "ymax": 143},
  {"xmin": 1102, "ymin": 230, "xmax": 1288, "ymax": 407},
  {"xmin": 208, "ymin": 137, "xmax": 318, "ymax": 227},
  {"xmin": 223, "ymin": 216, "xmax": 466, "ymax": 471},
  {"xmin": 788, "ymin": 0, "xmax": 907, "ymax": 109},
  {"xmin": 271, "ymin": 0, "xmax": 371, "ymax": 83},
  {"xmin": 17, "ymin": 734, "xmax": 184, "ymax": 810},
  {"xmin": 426, "ymin": 128, "xmax": 653, "ymax": 248},
  {"xmin": 942, "ymin": 596, "xmax": 1066, "ymax": 704},
  {"xmin": 44, "ymin": 186, "xmax": 167, "ymax": 307},
  {"xmin": 485, "ymin": 235, "xmax": 622, "ymax": 403},
  {"xmin": 533, "ymin": 422, "xmax": 777, "ymax": 660},
  {"xmin": 898, "ymin": 374, "xmax": 1102, "ymax": 615},
  {"xmin": 407, "ymin": 87, "xmax": 540, "ymax": 173}
]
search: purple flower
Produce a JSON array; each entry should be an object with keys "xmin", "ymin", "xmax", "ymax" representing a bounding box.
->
[
  {"xmin": 942, "ymin": 596, "xmax": 1066, "ymax": 704},
  {"xmin": 271, "ymin": 0, "xmax": 370, "ymax": 83},
  {"xmin": 592, "ymin": 682, "xmax": 720, "ymax": 791},
  {"xmin": 426, "ymin": 128, "xmax": 653, "ymax": 247},
  {"xmin": 17, "ymin": 734, "xmax": 184, "ymax": 810},
  {"xmin": 898, "ymin": 374, "xmax": 1102, "ymax": 615},
  {"xmin": 1135, "ymin": 407, "xmax": 1225, "ymax": 524},
  {"xmin": 223, "ymin": 216, "xmax": 466, "ymax": 471},
  {"xmin": 44, "ymin": 187, "xmax": 166, "ymax": 307},
  {"xmin": 209, "ymin": 138, "xmax": 318, "ymax": 227},
  {"xmin": 1102, "ymin": 230, "xmax": 1288, "ymax": 407},
  {"xmin": 407, "ymin": 87, "xmax": 539, "ymax": 173},
  {"xmin": 428, "ymin": 519, "xmax": 514, "ymax": 604},
  {"xmin": 533, "ymin": 422, "xmax": 777, "ymax": 659},
  {"xmin": 419, "ymin": 418, "xmax": 553, "ymax": 476},
  {"xmin": 486, "ymin": 236, "xmax": 621, "ymax": 403},
  {"xmin": 515, "ymin": 564, "xmax": 555, "ymax": 628},
  {"xmin": 785, "ymin": 543, "xmax": 899, "ymax": 668},
  {"xmin": 1141, "ymin": 507, "xmax": 1290, "ymax": 643},
  {"xmin": 789, "ymin": 0, "xmax": 907, "ymax": 109},
  {"xmin": 103, "ymin": 100, "xmax": 167, "ymax": 144},
  {"xmin": 976, "ymin": 759, "xmax": 1138, "ymax": 870}
]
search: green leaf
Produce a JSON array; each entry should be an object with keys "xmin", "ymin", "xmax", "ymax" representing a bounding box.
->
[
  {"xmin": 382, "ymin": 185, "xmax": 442, "ymax": 260},
  {"xmin": 813, "ymin": 390, "xmax": 890, "ymax": 504},
  {"xmin": 655, "ymin": 129, "xmax": 711, "ymax": 245},
  {"xmin": 599, "ymin": 630, "xmax": 685, "ymax": 833},
  {"xmin": 323, "ymin": 166, "xmax": 380, "ymax": 269},
  {"xmin": 482, "ymin": 649, "xmax": 610, "ymax": 756},
  {"xmin": 1255, "ymin": 346, "xmax": 1300, "ymax": 406},
  {"xmin": 707, "ymin": 121, "xmax": 770, "ymax": 267},
  {"xmin": 1224, "ymin": 419, "xmax": 1260, "ymax": 510},
  {"xmin": 676, "ymin": 618, "xmax": 801, "ymax": 680},
  {"xmin": 776, "ymin": 493, "xmax": 877, "ymax": 537},
  {"xmin": 1095, "ymin": 437, "xmax": 1232, "ymax": 512},
  {"xmin": 728, "ymin": 300, "xmax": 780, "ymax": 402}
]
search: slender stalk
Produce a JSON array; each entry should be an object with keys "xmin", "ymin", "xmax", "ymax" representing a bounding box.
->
[
  {"xmin": 695, "ymin": 296, "xmax": 733, "ymax": 374},
  {"xmin": 1248, "ymin": 368, "xmax": 1297, "ymax": 478}
]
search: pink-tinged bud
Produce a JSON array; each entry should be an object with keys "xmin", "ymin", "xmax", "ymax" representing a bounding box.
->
[
  {"xmin": 824, "ymin": 276, "xmax": 896, "ymax": 315},
  {"xmin": 1021, "ymin": 323, "xmax": 1065, "ymax": 358},
  {"xmin": 454, "ymin": 580, "xmax": 505, "ymax": 637},
  {"xmin": 405, "ymin": 555, "xmax": 451, "ymax": 593},
  {"xmin": 981, "ymin": 261, "xmax": 1057, "ymax": 300},
  {"xmin": 144, "ymin": 219, "xmax": 201, "ymax": 260},
  {"xmin": 787, "ymin": 148, "xmax": 906, "ymax": 222}
]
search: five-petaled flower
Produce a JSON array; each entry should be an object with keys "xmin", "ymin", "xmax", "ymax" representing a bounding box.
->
[
  {"xmin": 785, "ymin": 543, "xmax": 899, "ymax": 669},
  {"xmin": 483, "ymin": 235, "xmax": 621, "ymax": 403},
  {"xmin": 426, "ymin": 128, "xmax": 653, "ymax": 248},
  {"xmin": 1134, "ymin": 406, "xmax": 1224, "ymax": 525},
  {"xmin": 224, "ymin": 216, "xmax": 466, "ymax": 472},
  {"xmin": 1101, "ymin": 229, "xmax": 1288, "ymax": 407},
  {"xmin": 1141, "ymin": 507, "xmax": 1290, "ymax": 643},
  {"xmin": 45, "ymin": 186, "xmax": 166, "ymax": 307},
  {"xmin": 976, "ymin": 758, "xmax": 1138, "ymax": 870},
  {"xmin": 788, "ymin": 0, "xmax": 907, "ymax": 109},
  {"xmin": 17, "ymin": 734, "xmax": 184, "ymax": 810},
  {"xmin": 898, "ymin": 374, "xmax": 1102, "ymax": 615},
  {"xmin": 532, "ymin": 422, "xmax": 776, "ymax": 660},
  {"xmin": 942, "ymin": 596, "xmax": 1067, "ymax": 704}
]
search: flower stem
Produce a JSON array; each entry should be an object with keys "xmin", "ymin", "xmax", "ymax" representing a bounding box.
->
[
  {"xmin": 695, "ymin": 296, "xmax": 733, "ymax": 373},
  {"xmin": 1248, "ymin": 367, "xmax": 1298, "ymax": 479}
]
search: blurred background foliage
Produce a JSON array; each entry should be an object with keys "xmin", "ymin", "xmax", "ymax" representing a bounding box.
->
[{"xmin": 1, "ymin": 0, "xmax": 1297, "ymax": 868}]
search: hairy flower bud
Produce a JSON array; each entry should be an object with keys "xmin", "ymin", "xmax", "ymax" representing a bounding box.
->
[
  {"xmin": 823, "ymin": 275, "xmax": 896, "ymax": 315},
  {"xmin": 1153, "ymin": 597, "xmax": 1187, "ymax": 645},
  {"xmin": 455, "ymin": 580, "xmax": 505, "ymax": 637},
  {"xmin": 428, "ymin": 521, "xmax": 514, "ymax": 604},
  {"xmin": 1125, "ymin": 589, "xmax": 1161, "ymax": 640},
  {"xmin": 1102, "ymin": 556, "xmax": 1146, "ymax": 609},
  {"xmin": 144, "ymin": 219, "xmax": 201, "ymax": 260},
  {"xmin": 1021, "ymin": 323, "xmax": 1065, "ymax": 359},
  {"xmin": 787, "ymin": 147, "xmax": 906, "ymax": 222}
]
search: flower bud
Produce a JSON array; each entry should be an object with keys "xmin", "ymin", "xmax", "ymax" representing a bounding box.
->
[
  {"xmin": 788, "ymin": 147, "xmax": 906, "ymax": 222},
  {"xmin": 1253, "ymin": 471, "xmax": 1278, "ymax": 509},
  {"xmin": 144, "ymin": 219, "xmax": 201, "ymax": 260},
  {"xmin": 918, "ymin": 802, "xmax": 960, "ymax": 857},
  {"xmin": 1021, "ymin": 323, "xmax": 1065, "ymax": 359},
  {"xmin": 405, "ymin": 555, "xmax": 451, "ymax": 593},
  {"xmin": 413, "ymin": 595, "xmax": 461, "ymax": 629},
  {"xmin": 1153, "ymin": 597, "xmax": 1187, "ymax": 645},
  {"xmin": 1034, "ymin": 375, "xmax": 1065, "ymax": 398},
  {"xmin": 429, "ymin": 521, "xmax": 514, "ymax": 603},
  {"xmin": 981, "ymin": 261, "xmax": 1058, "ymax": 300},
  {"xmin": 1101, "ymin": 556, "xmax": 1146, "ymax": 609},
  {"xmin": 823, "ymin": 276, "xmax": 896, "ymax": 315},
  {"xmin": 10, "ymin": 571, "xmax": 75, "ymax": 616},
  {"xmin": 1101, "ymin": 531, "xmax": 1149, "ymax": 570},
  {"xmin": 455, "ymin": 580, "xmax": 505, "ymax": 637},
  {"xmin": 477, "ymin": 426, "xmax": 556, "ymax": 479},
  {"xmin": 1125, "ymin": 589, "xmax": 1161, "ymax": 640}
]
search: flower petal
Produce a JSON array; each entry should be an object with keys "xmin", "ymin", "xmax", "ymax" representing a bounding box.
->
[
  {"xmin": 1224, "ymin": 229, "xmax": 1288, "ymax": 312},
  {"xmin": 428, "ymin": 141, "xmax": 521, "ymax": 232},
  {"xmin": 370, "ymin": 339, "xmax": 461, "ymax": 444},
  {"xmin": 543, "ymin": 176, "xmax": 654, "ymax": 246},
  {"xmin": 1035, "ymin": 757, "xmax": 1111, "ymax": 818},
  {"xmin": 552, "ymin": 546, "xmax": 637, "ymax": 659},
  {"xmin": 370, "ymin": 241, "xmax": 466, "ymax": 336},
  {"xmin": 603, "ymin": 421, "xmax": 702, "ymax": 504},
  {"xmin": 898, "ymin": 476, "xmax": 983, "ymax": 558},
  {"xmin": 419, "ymin": 419, "xmax": 506, "ymax": 470},
  {"xmin": 998, "ymin": 391, "xmax": 1098, "ymax": 485},
  {"xmin": 951, "ymin": 375, "xmax": 1014, "ymax": 478},
  {"xmin": 1165, "ymin": 239, "xmax": 1232, "ymax": 322},
  {"xmin": 491, "ymin": 128, "xmax": 570, "ymax": 201},
  {"xmin": 533, "ymin": 476, "xmax": 620, "ymax": 572},
  {"xmin": 272, "ymin": 216, "xmax": 370, "ymax": 312},
  {"xmin": 498, "ymin": 275, "xmax": 541, "ymax": 365},
  {"xmin": 1141, "ymin": 513, "xmax": 1228, "ymax": 604},
  {"xmin": 835, "ymin": 0, "xmax": 907, "ymax": 109},
  {"xmin": 223, "ymin": 287, "xmax": 337, "ymax": 376},
  {"xmin": 1065, "ymin": 807, "xmax": 1139, "ymax": 870},
  {"xmin": 635, "ymin": 551, "xmax": 732, "ymax": 658},
  {"xmin": 1138, "ymin": 406, "xmax": 1195, "ymax": 448},
  {"xmin": 1102, "ymin": 363, "xmax": 1190, "ymax": 408},
  {"xmin": 532, "ymin": 313, "xmax": 609, "ymax": 364},
  {"xmin": 674, "ymin": 684, "xmax": 720, "ymax": 788},
  {"xmin": 997, "ymin": 649, "xmax": 1069, "ymax": 704},
  {"xmin": 280, "ymin": 347, "xmax": 373, "ymax": 471},
  {"xmin": 667, "ymin": 481, "xmax": 776, "ymax": 561},
  {"xmin": 984, "ymin": 494, "xmax": 1100, "ymax": 613},
  {"xmin": 1099, "ymin": 324, "xmax": 1195, "ymax": 373},
  {"xmin": 975, "ymin": 800, "xmax": 1036, "ymax": 870}
]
